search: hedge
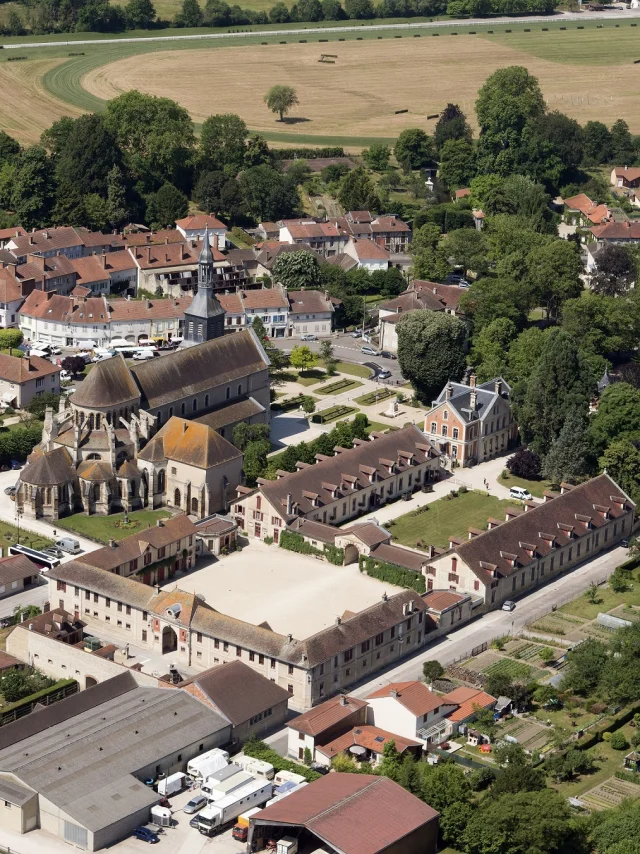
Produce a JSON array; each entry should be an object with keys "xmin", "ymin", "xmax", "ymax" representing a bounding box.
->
[
  {"xmin": 280, "ymin": 530, "xmax": 344, "ymax": 565},
  {"xmin": 615, "ymin": 769, "xmax": 640, "ymax": 785},
  {"xmin": 617, "ymin": 556, "xmax": 640, "ymax": 572},
  {"xmin": 271, "ymin": 393, "xmax": 315, "ymax": 413},
  {"xmin": 571, "ymin": 701, "xmax": 640, "ymax": 752},
  {"xmin": 243, "ymin": 737, "xmax": 321, "ymax": 782},
  {"xmin": 0, "ymin": 679, "xmax": 78, "ymax": 726},
  {"xmin": 359, "ymin": 555, "xmax": 426, "ymax": 594}
]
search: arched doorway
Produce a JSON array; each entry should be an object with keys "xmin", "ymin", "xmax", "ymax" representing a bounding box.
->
[
  {"xmin": 343, "ymin": 544, "xmax": 358, "ymax": 565},
  {"xmin": 161, "ymin": 625, "xmax": 178, "ymax": 654},
  {"xmin": 174, "ymin": 488, "xmax": 181, "ymax": 508},
  {"xmin": 85, "ymin": 676, "xmax": 97, "ymax": 689}
]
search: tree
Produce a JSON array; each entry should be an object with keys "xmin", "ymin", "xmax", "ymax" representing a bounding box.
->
[
  {"xmin": 434, "ymin": 103, "xmax": 472, "ymax": 151},
  {"xmin": 302, "ymin": 397, "xmax": 316, "ymax": 415},
  {"xmin": 242, "ymin": 439, "xmax": 271, "ymax": 486},
  {"xmin": 562, "ymin": 291, "xmax": 640, "ymax": 359},
  {"xmin": 289, "ymin": 345, "xmax": 317, "ymax": 372},
  {"xmin": 0, "ymin": 329, "xmax": 23, "ymax": 350},
  {"xmin": 1, "ymin": 670, "xmax": 33, "ymax": 703},
  {"xmin": 591, "ymin": 802, "xmax": 640, "ymax": 854},
  {"xmin": 483, "ymin": 672, "xmax": 514, "ymax": 702},
  {"xmin": 269, "ymin": 1, "xmax": 291, "ymax": 21},
  {"xmin": 526, "ymin": 239, "xmax": 583, "ymax": 320},
  {"xmin": 321, "ymin": 0, "xmax": 346, "ymax": 17},
  {"xmin": 26, "ymin": 392, "xmax": 60, "ymax": 421},
  {"xmin": 512, "ymin": 329, "xmax": 595, "ymax": 457},
  {"xmin": 244, "ymin": 134, "xmax": 272, "ymax": 168},
  {"xmin": 61, "ymin": 355, "xmax": 86, "ymax": 376},
  {"xmin": 145, "ymin": 182, "xmax": 188, "ymax": 228},
  {"xmin": 303, "ymin": 746, "xmax": 313, "ymax": 765},
  {"xmin": 422, "ymin": 660, "xmax": 444, "ymax": 682},
  {"xmin": 506, "ymin": 327, "xmax": 548, "ymax": 384},
  {"xmin": 441, "ymin": 228, "xmax": 487, "ymax": 278},
  {"xmin": 460, "ymin": 277, "xmax": 532, "ymax": 333},
  {"xmin": 232, "ymin": 422, "xmax": 270, "ymax": 451},
  {"xmin": 175, "ymin": 0, "xmax": 203, "ymax": 26},
  {"xmin": 338, "ymin": 167, "xmax": 380, "ymax": 212},
  {"xmin": 200, "ymin": 113, "xmax": 248, "ymax": 173},
  {"xmin": 106, "ymin": 165, "xmax": 129, "ymax": 229},
  {"xmin": 11, "ymin": 146, "xmax": 55, "ymax": 229},
  {"xmin": 124, "ymin": 0, "xmax": 156, "ymax": 27},
  {"xmin": 582, "ymin": 119, "xmax": 613, "ymax": 165},
  {"xmin": 105, "ymin": 91, "xmax": 195, "ymax": 190},
  {"xmin": 272, "ymin": 251, "xmax": 320, "ymax": 289},
  {"xmin": 394, "ymin": 128, "xmax": 435, "ymax": 169},
  {"xmin": 507, "ymin": 448, "xmax": 542, "ymax": 479},
  {"xmin": 396, "ymin": 310, "xmax": 467, "ymax": 402},
  {"xmin": 590, "ymin": 383, "xmax": 640, "ymax": 455},
  {"xmin": 55, "ymin": 113, "xmax": 123, "ymax": 200},
  {"xmin": 591, "ymin": 243, "xmax": 636, "ymax": 297},
  {"xmin": 600, "ymin": 438, "xmax": 640, "ymax": 505},
  {"xmin": 475, "ymin": 66, "xmax": 546, "ymax": 174},
  {"xmin": 586, "ymin": 582, "xmax": 600, "ymax": 605},
  {"xmin": 264, "ymin": 85, "xmax": 299, "ymax": 122},
  {"xmin": 420, "ymin": 763, "xmax": 470, "ymax": 814},
  {"xmin": 319, "ymin": 340, "xmax": 336, "ymax": 376},
  {"xmin": 542, "ymin": 409, "xmax": 594, "ymax": 485},
  {"xmin": 238, "ymin": 165, "xmax": 299, "ymax": 221},
  {"xmin": 533, "ymin": 110, "xmax": 584, "ymax": 174},
  {"xmin": 611, "ymin": 118, "xmax": 635, "ymax": 165},
  {"xmin": 344, "ymin": 0, "xmax": 374, "ymax": 16},
  {"xmin": 377, "ymin": 739, "xmax": 402, "ymax": 781},
  {"xmin": 439, "ymin": 139, "xmax": 476, "ymax": 190},
  {"xmin": 562, "ymin": 637, "xmax": 608, "ymax": 695},
  {"xmin": 0, "ymin": 131, "xmax": 20, "ymax": 167},
  {"xmin": 470, "ymin": 317, "xmax": 517, "ymax": 382},
  {"xmin": 609, "ymin": 567, "xmax": 629, "ymax": 594},
  {"xmin": 362, "ymin": 143, "xmax": 390, "ymax": 172}
]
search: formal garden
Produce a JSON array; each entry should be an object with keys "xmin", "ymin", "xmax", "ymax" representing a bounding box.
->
[{"xmin": 56, "ymin": 508, "xmax": 173, "ymax": 544}]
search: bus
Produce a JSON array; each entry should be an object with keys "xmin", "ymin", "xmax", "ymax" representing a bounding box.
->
[{"xmin": 8, "ymin": 545, "xmax": 61, "ymax": 573}]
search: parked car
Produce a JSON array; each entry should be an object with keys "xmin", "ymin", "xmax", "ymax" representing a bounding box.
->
[
  {"xmin": 10, "ymin": 460, "xmax": 21, "ymax": 470},
  {"xmin": 3, "ymin": 485, "xmax": 16, "ymax": 497},
  {"xmin": 378, "ymin": 369, "xmax": 392, "ymax": 379},
  {"xmin": 509, "ymin": 486, "xmax": 532, "ymax": 501},
  {"xmin": 459, "ymin": 279, "xmax": 471, "ymax": 288},
  {"xmin": 350, "ymin": 330, "xmax": 362, "ymax": 338},
  {"xmin": 183, "ymin": 795, "xmax": 207, "ymax": 814},
  {"xmin": 55, "ymin": 537, "xmax": 82, "ymax": 555},
  {"xmin": 621, "ymin": 538, "xmax": 630, "ymax": 548},
  {"xmin": 133, "ymin": 827, "xmax": 159, "ymax": 844},
  {"xmin": 361, "ymin": 346, "xmax": 380, "ymax": 356},
  {"xmin": 380, "ymin": 351, "xmax": 397, "ymax": 360},
  {"xmin": 310, "ymin": 763, "xmax": 331, "ymax": 775},
  {"xmin": 300, "ymin": 334, "xmax": 317, "ymax": 342},
  {"xmin": 44, "ymin": 546, "xmax": 64, "ymax": 559},
  {"xmin": 502, "ymin": 600, "xmax": 516, "ymax": 612}
]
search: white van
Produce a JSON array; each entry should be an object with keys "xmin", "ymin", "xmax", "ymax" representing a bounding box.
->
[
  {"xmin": 133, "ymin": 348, "xmax": 158, "ymax": 361},
  {"xmin": 55, "ymin": 537, "xmax": 82, "ymax": 555},
  {"xmin": 509, "ymin": 486, "xmax": 532, "ymax": 501}
]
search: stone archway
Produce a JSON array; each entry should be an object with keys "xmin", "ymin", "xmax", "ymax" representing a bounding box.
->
[
  {"xmin": 85, "ymin": 676, "xmax": 97, "ymax": 689},
  {"xmin": 161, "ymin": 625, "xmax": 178, "ymax": 654},
  {"xmin": 343, "ymin": 544, "xmax": 359, "ymax": 565}
]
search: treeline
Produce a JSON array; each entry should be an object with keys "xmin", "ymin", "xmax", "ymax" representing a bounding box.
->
[{"xmin": 5, "ymin": 0, "xmax": 557, "ymax": 36}]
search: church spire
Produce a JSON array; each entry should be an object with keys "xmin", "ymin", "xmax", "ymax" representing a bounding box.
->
[{"xmin": 180, "ymin": 225, "xmax": 226, "ymax": 347}]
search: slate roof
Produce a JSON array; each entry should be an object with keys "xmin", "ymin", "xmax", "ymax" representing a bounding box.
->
[
  {"xmin": 195, "ymin": 515, "xmax": 237, "ymax": 536},
  {"xmin": 194, "ymin": 396, "xmax": 265, "ymax": 431},
  {"xmin": 20, "ymin": 447, "xmax": 76, "ymax": 486},
  {"xmin": 253, "ymin": 774, "xmax": 438, "ymax": 853},
  {"xmin": 287, "ymin": 695, "xmax": 368, "ymax": 737},
  {"xmin": 453, "ymin": 474, "xmax": 632, "ymax": 584},
  {"xmin": 177, "ymin": 660, "xmax": 290, "ymax": 725},
  {"xmin": 370, "ymin": 542, "xmax": 427, "ymax": 572},
  {"xmin": 137, "ymin": 417, "xmax": 242, "ymax": 469},
  {"xmin": 256, "ymin": 425, "xmax": 439, "ymax": 517},
  {"xmin": 131, "ymin": 329, "xmax": 268, "ymax": 410},
  {"xmin": 379, "ymin": 289, "xmax": 446, "ymax": 314},
  {"xmin": 70, "ymin": 354, "xmax": 140, "ymax": 409},
  {"xmin": 287, "ymin": 517, "xmax": 338, "ymax": 544},
  {"xmin": 431, "ymin": 377, "xmax": 510, "ymax": 424}
]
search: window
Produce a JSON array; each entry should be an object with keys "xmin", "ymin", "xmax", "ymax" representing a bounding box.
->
[
  {"xmin": 271, "ymin": 658, "xmax": 276, "ymax": 669},
  {"xmin": 375, "ymin": 632, "xmax": 383, "ymax": 646},
  {"xmin": 452, "ymin": 427, "xmax": 459, "ymax": 439},
  {"xmin": 443, "ymin": 411, "xmax": 448, "ymax": 420},
  {"xmin": 288, "ymin": 664, "xmax": 294, "ymax": 675},
  {"xmin": 441, "ymin": 425, "xmax": 448, "ymax": 437},
  {"xmin": 105, "ymin": 597, "xmax": 111, "ymax": 608},
  {"xmin": 390, "ymin": 626, "xmax": 395, "ymax": 639},
  {"xmin": 430, "ymin": 422, "xmax": 436, "ymax": 433},
  {"xmin": 126, "ymin": 605, "xmax": 131, "ymax": 615},
  {"xmin": 249, "ymin": 651, "xmax": 255, "ymax": 662},
  {"xmin": 223, "ymin": 642, "xmax": 229, "ymax": 652},
  {"xmin": 259, "ymin": 655, "xmax": 264, "ymax": 665},
  {"xmin": 214, "ymin": 639, "xmax": 219, "ymax": 649},
  {"xmin": 361, "ymin": 640, "xmax": 370, "ymax": 653},
  {"xmin": 343, "ymin": 648, "xmax": 353, "ymax": 663},
  {"xmin": 288, "ymin": 684, "xmax": 293, "ymax": 694},
  {"xmin": 196, "ymin": 632, "xmax": 202, "ymax": 643},
  {"xmin": 236, "ymin": 646, "xmax": 242, "ymax": 657},
  {"xmin": 142, "ymin": 630, "xmax": 147, "ymax": 642},
  {"xmin": 117, "ymin": 602, "xmax": 122, "ymax": 612}
]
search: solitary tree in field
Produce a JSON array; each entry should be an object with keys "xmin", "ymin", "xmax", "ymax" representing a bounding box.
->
[{"xmin": 264, "ymin": 85, "xmax": 299, "ymax": 122}]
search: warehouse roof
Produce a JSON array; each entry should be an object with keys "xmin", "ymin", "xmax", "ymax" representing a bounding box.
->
[{"xmin": 0, "ymin": 672, "xmax": 230, "ymax": 833}]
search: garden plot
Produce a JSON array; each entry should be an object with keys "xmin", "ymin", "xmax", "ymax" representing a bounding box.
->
[
  {"xmin": 482, "ymin": 658, "xmax": 538, "ymax": 682},
  {"xmin": 463, "ymin": 651, "xmax": 503, "ymax": 675},
  {"xmin": 580, "ymin": 776, "xmax": 640, "ymax": 812},
  {"xmin": 504, "ymin": 640, "xmax": 563, "ymax": 667},
  {"xmin": 528, "ymin": 611, "xmax": 589, "ymax": 640},
  {"xmin": 498, "ymin": 718, "xmax": 553, "ymax": 753}
]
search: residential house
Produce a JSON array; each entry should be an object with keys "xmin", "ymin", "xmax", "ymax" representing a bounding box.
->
[
  {"xmin": 7, "ymin": 227, "xmax": 85, "ymax": 262},
  {"xmin": 286, "ymin": 694, "xmax": 368, "ymax": 761},
  {"xmin": 108, "ymin": 296, "xmax": 190, "ymax": 344},
  {"xmin": 13, "ymin": 607, "xmax": 85, "ymax": 643},
  {"xmin": 563, "ymin": 193, "xmax": 611, "ymax": 227},
  {"xmin": 232, "ymin": 425, "xmax": 441, "ymax": 542},
  {"xmin": 256, "ymin": 222, "xmax": 279, "ymax": 241},
  {"xmin": 250, "ymin": 774, "xmax": 439, "ymax": 854},
  {"xmin": 0, "ymin": 553, "xmax": 41, "ymax": 599},
  {"xmin": 0, "ymin": 266, "xmax": 30, "ymax": 328},
  {"xmin": 442, "ymin": 686, "xmax": 497, "ymax": 730},
  {"xmin": 279, "ymin": 220, "xmax": 347, "ymax": 258},
  {"xmin": 218, "ymin": 288, "xmax": 289, "ymax": 338},
  {"xmin": 315, "ymin": 724, "xmax": 423, "ymax": 767},
  {"xmin": 425, "ymin": 474, "xmax": 634, "ymax": 611},
  {"xmin": 168, "ymin": 659, "xmax": 290, "ymax": 742},
  {"xmin": 195, "ymin": 514, "xmax": 238, "ymax": 556},
  {"xmin": 423, "ymin": 374, "xmax": 517, "ymax": 467},
  {"xmin": 586, "ymin": 220, "xmax": 640, "ymax": 271},
  {"xmin": 378, "ymin": 281, "xmax": 464, "ymax": 354},
  {"xmin": 69, "ymin": 255, "xmax": 111, "ymax": 295},
  {"xmin": 137, "ymin": 417, "xmax": 243, "ymax": 517},
  {"xmin": 343, "ymin": 237, "xmax": 390, "ymax": 272},
  {"xmin": 175, "ymin": 214, "xmax": 228, "ymax": 250},
  {"xmin": 132, "ymin": 240, "xmax": 247, "ymax": 296},
  {"xmin": 77, "ymin": 251, "xmax": 137, "ymax": 295},
  {"xmin": 0, "ymin": 352, "xmax": 60, "ymax": 408},
  {"xmin": 254, "ymin": 242, "xmax": 321, "ymax": 279},
  {"xmin": 611, "ymin": 167, "xmax": 640, "ymax": 190},
  {"xmin": 0, "ymin": 227, "xmax": 26, "ymax": 250},
  {"xmin": 338, "ymin": 211, "xmax": 412, "ymax": 253},
  {"xmin": 19, "ymin": 291, "xmax": 111, "ymax": 349},
  {"xmin": 77, "ymin": 514, "xmax": 198, "ymax": 585},
  {"xmin": 17, "ymin": 253, "xmax": 77, "ymax": 297},
  {"xmin": 287, "ymin": 289, "xmax": 335, "ymax": 338}
]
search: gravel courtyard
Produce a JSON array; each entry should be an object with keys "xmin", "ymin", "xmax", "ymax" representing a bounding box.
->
[{"xmin": 162, "ymin": 540, "xmax": 403, "ymax": 638}]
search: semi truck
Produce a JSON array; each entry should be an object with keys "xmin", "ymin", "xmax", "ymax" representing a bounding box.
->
[
  {"xmin": 196, "ymin": 778, "xmax": 273, "ymax": 836},
  {"xmin": 201, "ymin": 765, "xmax": 250, "ymax": 799},
  {"xmin": 186, "ymin": 748, "xmax": 229, "ymax": 782}
]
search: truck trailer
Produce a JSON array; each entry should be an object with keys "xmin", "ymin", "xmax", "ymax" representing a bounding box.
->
[
  {"xmin": 186, "ymin": 748, "xmax": 229, "ymax": 781},
  {"xmin": 197, "ymin": 778, "xmax": 273, "ymax": 836}
]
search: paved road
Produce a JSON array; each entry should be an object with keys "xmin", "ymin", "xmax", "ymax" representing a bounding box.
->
[
  {"xmin": 266, "ymin": 542, "xmax": 627, "ymax": 755},
  {"xmin": 4, "ymin": 7, "xmax": 639, "ymax": 49}
]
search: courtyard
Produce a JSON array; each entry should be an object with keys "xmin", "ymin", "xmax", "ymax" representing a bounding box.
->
[{"xmin": 162, "ymin": 539, "xmax": 403, "ymax": 638}]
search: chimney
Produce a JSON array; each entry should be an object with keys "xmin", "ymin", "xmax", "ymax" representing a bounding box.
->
[
  {"xmin": 144, "ymin": 247, "xmax": 151, "ymax": 265},
  {"xmin": 100, "ymin": 254, "xmax": 107, "ymax": 268},
  {"xmin": 286, "ymin": 493, "xmax": 293, "ymax": 515},
  {"xmin": 445, "ymin": 383, "xmax": 452, "ymax": 400},
  {"xmin": 287, "ymin": 633, "xmax": 293, "ymax": 642},
  {"xmin": 339, "ymin": 694, "xmax": 347, "ymax": 706},
  {"xmin": 156, "ymin": 518, "xmax": 164, "ymax": 527},
  {"xmin": 470, "ymin": 388, "xmax": 477, "ymax": 411},
  {"xmin": 494, "ymin": 379, "xmax": 502, "ymax": 396},
  {"xmin": 155, "ymin": 584, "xmax": 161, "ymax": 595},
  {"xmin": 390, "ymin": 688, "xmax": 398, "ymax": 698},
  {"xmin": 335, "ymin": 616, "xmax": 342, "ymax": 625},
  {"xmin": 108, "ymin": 538, "xmax": 116, "ymax": 548},
  {"xmin": 469, "ymin": 373, "xmax": 476, "ymax": 388},
  {"xmin": 382, "ymin": 592, "xmax": 388, "ymax": 601},
  {"xmin": 28, "ymin": 623, "xmax": 34, "ymax": 631}
]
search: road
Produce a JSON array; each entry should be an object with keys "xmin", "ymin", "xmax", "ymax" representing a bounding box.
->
[
  {"xmin": 4, "ymin": 7, "xmax": 639, "ymax": 49},
  {"xmin": 266, "ymin": 542, "xmax": 626, "ymax": 755}
]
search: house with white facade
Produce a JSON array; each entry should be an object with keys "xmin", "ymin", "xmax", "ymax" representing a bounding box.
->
[
  {"xmin": 279, "ymin": 220, "xmax": 347, "ymax": 258},
  {"xmin": 175, "ymin": 214, "xmax": 228, "ymax": 250},
  {"xmin": 0, "ymin": 267, "xmax": 28, "ymax": 328},
  {"xmin": 0, "ymin": 352, "xmax": 61, "ymax": 408},
  {"xmin": 343, "ymin": 237, "xmax": 390, "ymax": 272},
  {"xmin": 287, "ymin": 289, "xmax": 336, "ymax": 338},
  {"xmin": 218, "ymin": 288, "xmax": 289, "ymax": 338}
]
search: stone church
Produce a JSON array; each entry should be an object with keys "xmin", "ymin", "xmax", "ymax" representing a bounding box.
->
[{"xmin": 16, "ymin": 231, "xmax": 270, "ymax": 522}]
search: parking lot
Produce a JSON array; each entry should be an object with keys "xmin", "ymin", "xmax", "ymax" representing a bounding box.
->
[{"xmin": 163, "ymin": 539, "xmax": 403, "ymax": 637}]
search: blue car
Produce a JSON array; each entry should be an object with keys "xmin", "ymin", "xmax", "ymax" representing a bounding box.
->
[{"xmin": 133, "ymin": 827, "xmax": 159, "ymax": 844}]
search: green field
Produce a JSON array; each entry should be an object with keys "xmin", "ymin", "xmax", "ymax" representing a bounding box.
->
[
  {"xmin": 388, "ymin": 489, "xmax": 516, "ymax": 551},
  {"xmin": 498, "ymin": 471, "xmax": 552, "ymax": 499}
]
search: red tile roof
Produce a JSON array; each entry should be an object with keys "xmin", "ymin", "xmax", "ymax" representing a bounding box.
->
[
  {"xmin": 563, "ymin": 194, "xmax": 610, "ymax": 224},
  {"xmin": 175, "ymin": 214, "xmax": 227, "ymax": 231},
  {"xmin": 442, "ymin": 687, "xmax": 496, "ymax": 722},
  {"xmin": 316, "ymin": 724, "xmax": 422, "ymax": 759},
  {"xmin": 350, "ymin": 237, "xmax": 390, "ymax": 261},
  {"xmin": 422, "ymin": 590, "xmax": 467, "ymax": 612},
  {"xmin": 70, "ymin": 255, "xmax": 110, "ymax": 285},
  {"xmin": 367, "ymin": 681, "xmax": 444, "ymax": 716},
  {"xmin": 123, "ymin": 229, "xmax": 185, "ymax": 247},
  {"xmin": 0, "ymin": 268, "xmax": 22, "ymax": 303},
  {"xmin": 107, "ymin": 296, "xmax": 191, "ymax": 322},
  {"xmin": 455, "ymin": 188, "xmax": 471, "ymax": 199},
  {"xmin": 0, "ymin": 227, "xmax": 25, "ymax": 241},
  {"xmin": 253, "ymin": 774, "xmax": 438, "ymax": 853},
  {"xmin": 590, "ymin": 221, "xmax": 640, "ymax": 240},
  {"xmin": 287, "ymin": 694, "xmax": 368, "ymax": 737},
  {"xmin": 0, "ymin": 353, "xmax": 60, "ymax": 384},
  {"xmin": 20, "ymin": 292, "xmax": 109, "ymax": 325},
  {"xmin": 614, "ymin": 167, "xmax": 640, "ymax": 182}
]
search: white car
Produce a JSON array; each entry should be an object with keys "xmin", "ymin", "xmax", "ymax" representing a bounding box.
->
[
  {"xmin": 300, "ymin": 334, "xmax": 317, "ymax": 342},
  {"xmin": 361, "ymin": 346, "xmax": 380, "ymax": 356},
  {"xmin": 378, "ymin": 369, "xmax": 392, "ymax": 379},
  {"xmin": 60, "ymin": 370, "xmax": 72, "ymax": 381}
]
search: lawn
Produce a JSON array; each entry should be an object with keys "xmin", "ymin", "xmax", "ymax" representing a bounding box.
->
[
  {"xmin": 354, "ymin": 387, "xmax": 395, "ymax": 406},
  {"xmin": 335, "ymin": 362, "xmax": 372, "ymax": 378},
  {"xmin": 553, "ymin": 723, "xmax": 638, "ymax": 799},
  {"xmin": 559, "ymin": 574, "xmax": 640, "ymax": 621},
  {"xmin": 57, "ymin": 508, "xmax": 172, "ymax": 544},
  {"xmin": 0, "ymin": 520, "xmax": 53, "ymax": 552},
  {"xmin": 498, "ymin": 471, "xmax": 552, "ymax": 499},
  {"xmin": 387, "ymin": 490, "xmax": 516, "ymax": 551},
  {"xmin": 316, "ymin": 378, "xmax": 363, "ymax": 395},
  {"xmin": 295, "ymin": 369, "xmax": 326, "ymax": 386}
]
